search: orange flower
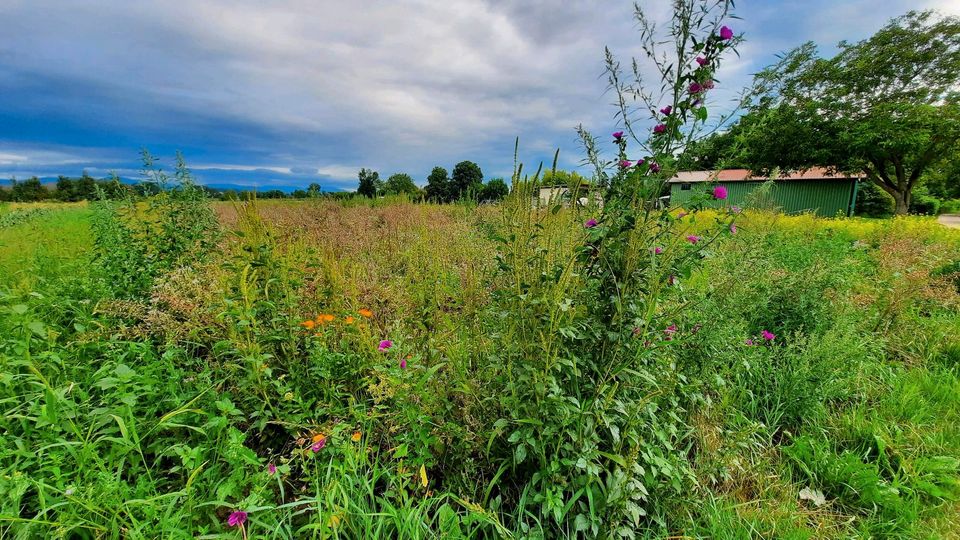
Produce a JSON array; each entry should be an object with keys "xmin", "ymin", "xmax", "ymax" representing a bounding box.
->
[
  {"xmin": 358, "ymin": 308, "xmax": 374, "ymax": 318},
  {"xmin": 312, "ymin": 433, "xmax": 326, "ymax": 443},
  {"xmin": 351, "ymin": 431, "xmax": 362, "ymax": 442},
  {"xmin": 316, "ymin": 313, "xmax": 335, "ymax": 324},
  {"xmin": 344, "ymin": 316, "xmax": 356, "ymax": 325},
  {"xmin": 300, "ymin": 320, "xmax": 316, "ymax": 330}
]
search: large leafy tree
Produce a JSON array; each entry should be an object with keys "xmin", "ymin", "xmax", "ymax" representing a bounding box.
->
[
  {"xmin": 384, "ymin": 173, "xmax": 419, "ymax": 196},
  {"xmin": 741, "ymin": 10, "xmax": 960, "ymax": 214},
  {"xmin": 424, "ymin": 166, "xmax": 450, "ymax": 202},
  {"xmin": 356, "ymin": 168, "xmax": 381, "ymax": 198},
  {"xmin": 450, "ymin": 161, "xmax": 483, "ymax": 200}
]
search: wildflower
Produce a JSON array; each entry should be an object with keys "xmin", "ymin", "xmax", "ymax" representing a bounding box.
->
[
  {"xmin": 312, "ymin": 433, "xmax": 326, "ymax": 443},
  {"xmin": 317, "ymin": 314, "xmax": 335, "ymax": 324},
  {"xmin": 358, "ymin": 308, "xmax": 374, "ymax": 318},
  {"xmin": 689, "ymin": 82, "xmax": 703, "ymax": 94},
  {"xmin": 664, "ymin": 324, "xmax": 678, "ymax": 338},
  {"xmin": 283, "ymin": 391, "xmax": 294, "ymax": 401},
  {"xmin": 761, "ymin": 330, "xmax": 776, "ymax": 341},
  {"xmin": 649, "ymin": 161, "xmax": 661, "ymax": 173},
  {"xmin": 64, "ymin": 488, "xmax": 74, "ymax": 496},
  {"xmin": 720, "ymin": 25, "xmax": 734, "ymax": 40},
  {"xmin": 619, "ymin": 159, "xmax": 633, "ymax": 168},
  {"xmin": 654, "ymin": 246, "xmax": 663, "ymax": 254},
  {"xmin": 653, "ymin": 124, "xmax": 667, "ymax": 134},
  {"xmin": 660, "ymin": 105, "xmax": 672, "ymax": 115},
  {"xmin": 399, "ymin": 357, "xmax": 407, "ymax": 369},
  {"xmin": 677, "ymin": 211, "xmax": 688, "ymax": 219},
  {"xmin": 351, "ymin": 431, "xmax": 362, "ymax": 442},
  {"xmin": 378, "ymin": 339, "xmax": 393, "ymax": 352},
  {"xmin": 696, "ymin": 56, "xmax": 708, "ymax": 66},
  {"xmin": 344, "ymin": 316, "xmax": 355, "ymax": 325},
  {"xmin": 686, "ymin": 235, "xmax": 701, "ymax": 244},
  {"xmin": 300, "ymin": 319, "xmax": 316, "ymax": 330},
  {"xmin": 634, "ymin": 159, "xmax": 645, "ymax": 167},
  {"xmin": 730, "ymin": 223, "xmax": 737, "ymax": 234},
  {"xmin": 584, "ymin": 218, "xmax": 598, "ymax": 228},
  {"xmin": 712, "ymin": 185, "xmax": 728, "ymax": 200},
  {"xmin": 612, "ymin": 131, "xmax": 624, "ymax": 140},
  {"xmin": 268, "ymin": 463, "xmax": 276, "ymax": 475},
  {"xmin": 703, "ymin": 79, "xmax": 715, "ymax": 90},
  {"xmin": 730, "ymin": 205, "xmax": 742, "ymax": 214},
  {"xmin": 227, "ymin": 511, "xmax": 248, "ymax": 527},
  {"xmin": 745, "ymin": 338, "xmax": 754, "ymax": 346},
  {"xmin": 312, "ymin": 437, "xmax": 327, "ymax": 452}
]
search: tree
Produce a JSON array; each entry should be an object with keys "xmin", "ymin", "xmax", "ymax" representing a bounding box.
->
[
  {"xmin": 11, "ymin": 177, "xmax": 49, "ymax": 201},
  {"xmin": 384, "ymin": 173, "xmax": 419, "ymax": 196},
  {"xmin": 307, "ymin": 183, "xmax": 322, "ymax": 197},
  {"xmin": 740, "ymin": 11, "xmax": 960, "ymax": 214},
  {"xmin": 479, "ymin": 178, "xmax": 509, "ymax": 202},
  {"xmin": 674, "ymin": 129, "xmax": 748, "ymax": 170},
  {"xmin": 450, "ymin": 161, "xmax": 483, "ymax": 200},
  {"xmin": 357, "ymin": 168, "xmax": 381, "ymax": 198},
  {"xmin": 424, "ymin": 166, "xmax": 450, "ymax": 202}
]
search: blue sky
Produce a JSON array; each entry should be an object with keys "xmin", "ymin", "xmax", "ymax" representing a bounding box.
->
[{"xmin": 2, "ymin": 0, "xmax": 957, "ymax": 191}]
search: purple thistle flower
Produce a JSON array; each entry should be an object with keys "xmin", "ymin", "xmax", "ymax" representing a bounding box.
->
[
  {"xmin": 612, "ymin": 131, "xmax": 624, "ymax": 140},
  {"xmin": 653, "ymin": 124, "xmax": 667, "ymax": 134},
  {"xmin": 712, "ymin": 185, "xmax": 728, "ymax": 200},
  {"xmin": 696, "ymin": 56, "xmax": 708, "ymax": 66},
  {"xmin": 761, "ymin": 330, "xmax": 776, "ymax": 341},
  {"xmin": 312, "ymin": 438, "xmax": 326, "ymax": 452},
  {"xmin": 686, "ymin": 235, "xmax": 701, "ymax": 244},
  {"xmin": 228, "ymin": 511, "xmax": 248, "ymax": 527},
  {"xmin": 649, "ymin": 161, "xmax": 661, "ymax": 173},
  {"xmin": 654, "ymin": 246, "xmax": 663, "ymax": 254},
  {"xmin": 720, "ymin": 26, "xmax": 734, "ymax": 40},
  {"xmin": 584, "ymin": 218, "xmax": 598, "ymax": 228},
  {"xmin": 400, "ymin": 357, "xmax": 407, "ymax": 369},
  {"xmin": 745, "ymin": 338, "xmax": 754, "ymax": 346},
  {"xmin": 689, "ymin": 82, "xmax": 703, "ymax": 94},
  {"xmin": 703, "ymin": 79, "xmax": 715, "ymax": 90},
  {"xmin": 635, "ymin": 159, "xmax": 645, "ymax": 167},
  {"xmin": 619, "ymin": 159, "xmax": 633, "ymax": 168},
  {"xmin": 268, "ymin": 463, "xmax": 277, "ymax": 475},
  {"xmin": 660, "ymin": 105, "xmax": 673, "ymax": 115},
  {"xmin": 378, "ymin": 339, "xmax": 392, "ymax": 352}
]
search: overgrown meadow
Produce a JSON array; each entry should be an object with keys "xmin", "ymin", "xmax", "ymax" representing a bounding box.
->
[
  {"xmin": 2, "ymin": 181, "xmax": 959, "ymax": 538},
  {"xmin": 3, "ymin": 3, "xmax": 960, "ymax": 538}
]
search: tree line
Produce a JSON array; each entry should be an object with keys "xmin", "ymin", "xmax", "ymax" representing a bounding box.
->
[{"xmin": 357, "ymin": 160, "xmax": 509, "ymax": 203}]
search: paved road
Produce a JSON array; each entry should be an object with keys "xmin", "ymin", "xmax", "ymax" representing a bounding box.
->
[{"xmin": 939, "ymin": 214, "xmax": 960, "ymax": 229}]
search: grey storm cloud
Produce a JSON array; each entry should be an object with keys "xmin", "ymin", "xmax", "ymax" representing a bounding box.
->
[{"xmin": 1, "ymin": 0, "xmax": 957, "ymax": 190}]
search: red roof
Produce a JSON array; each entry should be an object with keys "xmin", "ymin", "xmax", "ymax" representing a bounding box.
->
[{"xmin": 670, "ymin": 167, "xmax": 860, "ymax": 183}]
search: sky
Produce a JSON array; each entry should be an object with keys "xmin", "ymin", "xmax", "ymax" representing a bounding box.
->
[{"xmin": 2, "ymin": 0, "xmax": 959, "ymax": 191}]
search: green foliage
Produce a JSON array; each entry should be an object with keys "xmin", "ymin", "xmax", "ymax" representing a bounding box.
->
[
  {"xmin": 451, "ymin": 161, "xmax": 483, "ymax": 201},
  {"xmin": 855, "ymin": 180, "xmax": 895, "ymax": 217},
  {"xmin": 357, "ymin": 168, "xmax": 381, "ymax": 198},
  {"xmin": 384, "ymin": 172, "xmax": 420, "ymax": 196},
  {"xmin": 478, "ymin": 178, "xmax": 509, "ymax": 202}
]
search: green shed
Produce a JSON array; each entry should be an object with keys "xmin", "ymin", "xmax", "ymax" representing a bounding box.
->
[{"xmin": 669, "ymin": 168, "xmax": 861, "ymax": 217}]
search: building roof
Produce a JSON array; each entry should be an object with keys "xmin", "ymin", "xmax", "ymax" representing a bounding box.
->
[{"xmin": 670, "ymin": 167, "xmax": 860, "ymax": 183}]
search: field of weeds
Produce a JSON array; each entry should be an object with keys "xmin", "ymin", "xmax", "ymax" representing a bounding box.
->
[{"xmin": 1, "ymin": 192, "xmax": 959, "ymax": 538}]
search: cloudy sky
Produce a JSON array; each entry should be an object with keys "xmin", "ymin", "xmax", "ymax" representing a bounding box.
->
[{"xmin": 2, "ymin": 0, "xmax": 958, "ymax": 191}]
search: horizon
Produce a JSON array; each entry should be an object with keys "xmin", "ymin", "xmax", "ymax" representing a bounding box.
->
[{"xmin": 2, "ymin": 0, "xmax": 958, "ymax": 192}]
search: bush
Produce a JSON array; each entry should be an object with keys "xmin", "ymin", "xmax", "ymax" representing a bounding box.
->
[
  {"xmin": 855, "ymin": 181, "xmax": 895, "ymax": 217},
  {"xmin": 910, "ymin": 190, "xmax": 941, "ymax": 215}
]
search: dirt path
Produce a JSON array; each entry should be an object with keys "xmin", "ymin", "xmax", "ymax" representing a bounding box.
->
[{"xmin": 938, "ymin": 214, "xmax": 960, "ymax": 229}]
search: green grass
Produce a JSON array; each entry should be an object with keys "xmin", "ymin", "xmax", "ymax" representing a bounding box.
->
[{"xmin": 1, "ymin": 199, "xmax": 959, "ymax": 538}]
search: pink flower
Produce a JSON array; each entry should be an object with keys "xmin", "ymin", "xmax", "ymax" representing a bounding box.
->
[
  {"xmin": 267, "ymin": 463, "xmax": 277, "ymax": 475},
  {"xmin": 761, "ymin": 330, "xmax": 776, "ymax": 341},
  {"xmin": 663, "ymin": 324, "xmax": 678, "ymax": 341},
  {"xmin": 653, "ymin": 124, "xmax": 667, "ymax": 134},
  {"xmin": 634, "ymin": 159, "xmax": 645, "ymax": 167},
  {"xmin": 730, "ymin": 223, "xmax": 737, "ymax": 234},
  {"xmin": 686, "ymin": 235, "xmax": 701, "ymax": 244},
  {"xmin": 227, "ymin": 511, "xmax": 248, "ymax": 527},
  {"xmin": 378, "ymin": 339, "xmax": 392, "ymax": 352},
  {"xmin": 703, "ymin": 79, "xmax": 715, "ymax": 90},
  {"xmin": 677, "ymin": 211, "xmax": 688, "ymax": 219},
  {"xmin": 619, "ymin": 159, "xmax": 633, "ymax": 168},
  {"xmin": 745, "ymin": 338, "xmax": 754, "ymax": 346},
  {"xmin": 660, "ymin": 105, "xmax": 673, "ymax": 115},
  {"xmin": 312, "ymin": 437, "xmax": 327, "ymax": 452},
  {"xmin": 730, "ymin": 206, "xmax": 742, "ymax": 214},
  {"xmin": 712, "ymin": 185, "xmax": 728, "ymax": 200},
  {"xmin": 689, "ymin": 82, "xmax": 703, "ymax": 94},
  {"xmin": 696, "ymin": 56, "xmax": 708, "ymax": 66},
  {"xmin": 612, "ymin": 131, "xmax": 624, "ymax": 140},
  {"xmin": 720, "ymin": 26, "xmax": 734, "ymax": 40},
  {"xmin": 584, "ymin": 218, "xmax": 598, "ymax": 228},
  {"xmin": 654, "ymin": 246, "xmax": 663, "ymax": 254},
  {"xmin": 399, "ymin": 358, "xmax": 407, "ymax": 369},
  {"xmin": 649, "ymin": 161, "xmax": 661, "ymax": 173}
]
